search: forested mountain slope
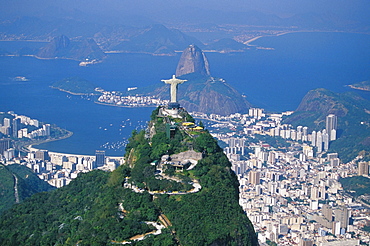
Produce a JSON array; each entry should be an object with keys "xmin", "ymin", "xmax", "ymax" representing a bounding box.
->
[
  {"xmin": 0, "ymin": 164, "xmax": 55, "ymax": 214},
  {"xmin": 0, "ymin": 107, "xmax": 257, "ymax": 245}
]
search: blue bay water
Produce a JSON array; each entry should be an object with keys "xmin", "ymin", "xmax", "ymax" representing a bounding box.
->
[
  {"xmin": 208, "ymin": 32, "xmax": 370, "ymax": 110},
  {"xmin": 0, "ymin": 32, "xmax": 369, "ymax": 155}
]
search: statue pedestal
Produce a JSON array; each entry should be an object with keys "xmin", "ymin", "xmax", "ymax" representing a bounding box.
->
[
  {"xmin": 168, "ymin": 102, "xmax": 180, "ymax": 109},
  {"xmin": 160, "ymin": 106, "xmax": 182, "ymax": 119}
]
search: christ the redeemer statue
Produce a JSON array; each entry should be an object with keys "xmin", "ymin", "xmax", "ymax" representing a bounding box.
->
[{"xmin": 161, "ymin": 75, "xmax": 187, "ymax": 103}]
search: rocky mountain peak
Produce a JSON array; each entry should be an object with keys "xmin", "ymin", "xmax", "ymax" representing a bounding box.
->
[
  {"xmin": 175, "ymin": 44, "xmax": 210, "ymax": 77},
  {"xmin": 54, "ymin": 35, "xmax": 70, "ymax": 49},
  {"xmin": 37, "ymin": 35, "xmax": 105, "ymax": 61}
]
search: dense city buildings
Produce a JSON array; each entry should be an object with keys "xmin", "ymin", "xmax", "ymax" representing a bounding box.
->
[
  {"xmin": 194, "ymin": 109, "xmax": 370, "ymax": 245},
  {"xmin": 0, "ymin": 111, "xmax": 124, "ymax": 188},
  {"xmin": 24, "ymin": 148, "xmax": 123, "ymax": 188},
  {"xmin": 0, "ymin": 112, "xmax": 51, "ymax": 140},
  {"xmin": 97, "ymin": 91, "xmax": 169, "ymax": 107}
]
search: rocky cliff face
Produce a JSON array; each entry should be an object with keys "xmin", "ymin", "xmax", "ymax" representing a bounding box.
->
[
  {"xmin": 37, "ymin": 35, "xmax": 106, "ymax": 61},
  {"xmin": 37, "ymin": 35, "xmax": 70, "ymax": 58},
  {"xmin": 178, "ymin": 77, "xmax": 251, "ymax": 115},
  {"xmin": 175, "ymin": 45, "xmax": 210, "ymax": 77}
]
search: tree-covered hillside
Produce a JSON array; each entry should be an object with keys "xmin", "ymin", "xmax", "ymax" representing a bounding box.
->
[
  {"xmin": 0, "ymin": 164, "xmax": 16, "ymax": 213},
  {"xmin": 284, "ymin": 88, "xmax": 370, "ymax": 162},
  {"xmin": 339, "ymin": 176, "xmax": 370, "ymax": 197},
  {"xmin": 0, "ymin": 164, "xmax": 55, "ymax": 214},
  {"xmin": 0, "ymin": 107, "xmax": 257, "ymax": 245}
]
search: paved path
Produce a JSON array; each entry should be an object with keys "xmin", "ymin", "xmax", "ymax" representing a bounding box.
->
[
  {"xmin": 124, "ymin": 173, "xmax": 202, "ymax": 195},
  {"xmin": 112, "ymin": 221, "xmax": 165, "ymax": 244}
]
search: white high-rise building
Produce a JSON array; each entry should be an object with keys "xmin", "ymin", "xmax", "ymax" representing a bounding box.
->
[
  {"xmin": 254, "ymin": 146, "xmax": 261, "ymax": 156},
  {"xmin": 326, "ymin": 114, "xmax": 337, "ymax": 141},
  {"xmin": 316, "ymin": 131, "xmax": 323, "ymax": 153},
  {"xmin": 4, "ymin": 148, "xmax": 15, "ymax": 161},
  {"xmin": 30, "ymin": 119, "xmax": 39, "ymax": 127},
  {"xmin": 296, "ymin": 131, "xmax": 302, "ymax": 141},
  {"xmin": 327, "ymin": 153, "xmax": 338, "ymax": 159},
  {"xmin": 310, "ymin": 200, "xmax": 319, "ymax": 210},
  {"xmin": 311, "ymin": 131, "xmax": 316, "ymax": 147},
  {"xmin": 297, "ymin": 125, "xmax": 303, "ymax": 133},
  {"xmin": 303, "ymin": 144, "xmax": 314, "ymax": 158},
  {"xmin": 3, "ymin": 118, "xmax": 11, "ymax": 127},
  {"xmin": 323, "ymin": 129, "xmax": 329, "ymax": 151},
  {"xmin": 249, "ymin": 108, "xmax": 264, "ymax": 119},
  {"xmin": 302, "ymin": 126, "xmax": 308, "ymax": 141},
  {"xmin": 229, "ymin": 138, "xmax": 236, "ymax": 148},
  {"xmin": 255, "ymin": 185, "xmax": 262, "ymax": 195},
  {"xmin": 291, "ymin": 129, "xmax": 297, "ymax": 140},
  {"xmin": 268, "ymin": 152, "xmax": 276, "ymax": 165},
  {"xmin": 249, "ymin": 170, "xmax": 261, "ymax": 185},
  {"xmin": 358, "ymin": 161, "xmax": 369, "ymax": 176},
  {"xmin": 330, "ymin": 129, "xmax": 337, "ymax": 141},
  {"xmin": 43, "ymin": 124, "xmax": 51, "ymax": 136}
]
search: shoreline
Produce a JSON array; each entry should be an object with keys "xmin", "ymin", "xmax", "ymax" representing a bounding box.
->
[
  {"xmin": 17, "ymin": 128, "xmax": 73, "ymax": 153},
  {"xmin": 50, "ymin": 86, "xmax": 100, "ymax": 96},
  {"xmin": 0, "ymin": 54, "xmax": 105, "ymax": 65},
  {"xmin": 243, "ymin": 30, "xmax": 370, "ymax": 47},
  {"xmin": 347, "ymin": 85, "xmax": 370, "ymax": 92},
  {"xmin": 1, "ymin": 54, "xmax": 79, "ymax": 61},
  {"xmin": 94, "ymin": 101, "xmax": 159, "ymax": 108},
  {"xmin": 1, "ymin": 30, "xmax": 369, "ymax": 59},
  {"xmin": 244, "ymin": 36, "xmax": 263, "ymax": 46}
]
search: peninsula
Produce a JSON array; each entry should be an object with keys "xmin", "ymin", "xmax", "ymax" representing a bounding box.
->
[
  {"xmin": 50, "ymin": 77, "xmax": 101, "ymax": 95},
  {"xmin": 0, "ymin": 111, "xmax": 73, "ymax": 155},
  {"xmin": 348, "ymin": 80, "xmax": 370, "ymax": 92}
]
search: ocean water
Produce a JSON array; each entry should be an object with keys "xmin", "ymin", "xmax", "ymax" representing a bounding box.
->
[
  {"xmin": 208, "ymin": 32, "xmax": 370, "ymax": 110},
  {"xmin": 0, "ymin": 32, "xmax": 369, "ymax": 155}
]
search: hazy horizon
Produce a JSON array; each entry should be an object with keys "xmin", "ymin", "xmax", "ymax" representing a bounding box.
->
[{"xmin": 1, "ymin": 0, "xmax": 369, "ymax": 27}]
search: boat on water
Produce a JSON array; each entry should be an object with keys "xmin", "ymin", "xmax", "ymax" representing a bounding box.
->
[{"xmin": 12, "ymin": 76, "xmax": 29, "ymax": 81}]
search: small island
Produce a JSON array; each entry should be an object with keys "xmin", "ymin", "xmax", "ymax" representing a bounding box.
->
[
  {"xmin": 348, "ymin": 80, "xmax": 370, "ymax": 92},
  {"xmin": 50, "ymin": 77, "xmax": 102, "ymax": 95}
]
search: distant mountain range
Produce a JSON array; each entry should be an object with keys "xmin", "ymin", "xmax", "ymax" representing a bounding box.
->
[
  {"xmin": 1, "ymin": 7, "xmax": 367, "ymax": 56},
  {"xmin": 0, "ymin": 20, "xmax": 250, "ymax": 56},
  {"xmin": 37, "ymin": 35, "xmax": 106, "ymax": 61},
  {"xmin": 112, "ymin": 24, "xmax": 204, "ymax": 55}
]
